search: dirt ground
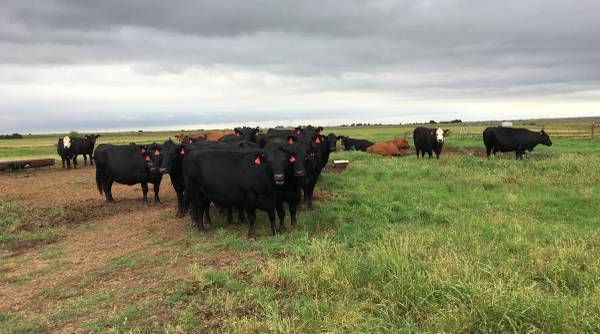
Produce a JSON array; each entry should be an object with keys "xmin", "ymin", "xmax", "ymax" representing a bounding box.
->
[{"xmin": 0, "ymin": 166, "xmax": 251, "ymax": 332}]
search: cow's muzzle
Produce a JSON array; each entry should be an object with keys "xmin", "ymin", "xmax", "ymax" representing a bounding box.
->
[
  {"xmin": 159, "ymin": 167, "xmax": 168, "ymax": 174},
  {"xmin": 295, "ymin": 170, "xmax": 304, "ymax": 177},
  {"xmin": 274, "ymin": 174, "xmax": 285, "ymax": 185}
]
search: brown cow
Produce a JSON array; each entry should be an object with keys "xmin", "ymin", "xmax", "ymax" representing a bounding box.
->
[{"xmin": 367, "ymin": 138, "xmax": 410, "ymax": 157}]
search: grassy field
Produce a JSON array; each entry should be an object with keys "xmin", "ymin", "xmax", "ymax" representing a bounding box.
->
[{"xmin": 1, "ymin": 122, "xmax": 599, "ymax": 332}]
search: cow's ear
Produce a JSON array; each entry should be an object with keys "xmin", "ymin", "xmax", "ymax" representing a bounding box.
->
[
  {"xmin": 444, "ymin": 129, "xmax": 450, "ymax": 136},
  {"xmin": 254, "ymin": 153, "xmax": 265, "ymax": 165},
  {"xmin": 255, "ymin": 127, "xmax": 260, "ymax": 134},
  {"xmin": 287, "ymin": 136, "xmax": 295, "ymax": 144},
  {"xmin": 318, "ymin": 126, "xmax": 323, "ymax": 133}
]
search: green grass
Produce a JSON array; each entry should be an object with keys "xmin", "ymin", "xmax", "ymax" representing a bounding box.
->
[
  {"xmin": 0, "ymin": 201, "xmax": 65, "ymax": 249},
  {"xmin": 171, "ymin": 143, "xmax": 600, "ymax": 332}
]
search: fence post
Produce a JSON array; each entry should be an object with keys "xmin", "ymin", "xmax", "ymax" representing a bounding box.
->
[{"xmin": 592, "ymin": 121, "xmax": 596, "ymax": 139}]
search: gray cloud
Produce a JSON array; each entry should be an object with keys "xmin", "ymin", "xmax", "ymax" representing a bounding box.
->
[{"xmin": 1, "ymin": 0, "xmax": 600, "ymax": 132}]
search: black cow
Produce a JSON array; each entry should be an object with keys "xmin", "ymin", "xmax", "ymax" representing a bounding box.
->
[
  {"xmin": 159, "ymin": 139, "xmax": 256, "ymax": 219},
  {"xmin": 219, "ymin": 127, "xmax": 260, "ymax": 143},
  {"xmin": 94, "ymin": 143, "xmax": 163, "ymax": 204},
  {"xmin": 71, "ymin": 134, "xmax": 101, "ymax": 167},
  {"xmin": 182, "ymin": 146, "xmax": 295, "ymax": 240},
  {"xmin": 57, "ymin": 137, "xmax": 75, "ymax": 169},
  {"xmin": 337, "ymin": 136, "xmax": 373, "ymax": 151},
  {"xmin": 413, "ymin": 127, "xmax": 449, "ymax": 159},
  {"xmin": 483, "ymin": 127, "xmax": 552, "ymax": 159},
  {"xmin": 263, "ymin": 137, "xmax": 308, "ymax": 230},
  {"xmin": 302, "ymin": 134, "xmax": 334, "ymax": 209}
]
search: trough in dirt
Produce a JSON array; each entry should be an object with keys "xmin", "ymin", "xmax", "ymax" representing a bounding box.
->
[{"xmin": 0, "ymin": 158, "xmax": 55, "ymax": 172}]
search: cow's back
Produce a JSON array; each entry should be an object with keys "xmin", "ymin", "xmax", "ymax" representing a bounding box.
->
[{"xmin": 95, "ymin": 145, "xmax": 148, "ymax": 185}]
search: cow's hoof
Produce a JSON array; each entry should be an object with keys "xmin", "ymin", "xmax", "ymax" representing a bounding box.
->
[
  {"xmin": 155, "ymin": 200, "xmax": 162, "ymax": 204},
  {"xmin": 278, "ymin": 226, "xmax": 287, "ymax": 233},
  {"xmin": 248, "ymin": 237, "xmax": 256, "ymax": 242}
]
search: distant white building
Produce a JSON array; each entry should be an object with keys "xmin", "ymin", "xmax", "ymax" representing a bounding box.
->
[{"xmin": 501, "ymin": 121, "xmax": 513, "ymax": 127}]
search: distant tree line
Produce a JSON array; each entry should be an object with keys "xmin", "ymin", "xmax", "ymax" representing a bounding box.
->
[{"xmin": 0, "ymin": 133, "xmax": 23, "ymax": 139}]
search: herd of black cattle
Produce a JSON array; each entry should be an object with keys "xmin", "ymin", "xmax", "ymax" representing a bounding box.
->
[{"xmin": 56, "ymin": 126, "xmax": 552, "ymax": 239}]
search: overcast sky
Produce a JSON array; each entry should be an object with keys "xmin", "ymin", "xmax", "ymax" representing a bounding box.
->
[{"xmin": 1, "ymin": 0, "xmax": 600, "ymax": 133}]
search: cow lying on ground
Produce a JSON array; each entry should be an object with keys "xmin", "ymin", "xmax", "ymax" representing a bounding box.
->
[
  {"xmin": 338, "ymin": 136, "xmax": 374, "ymax": 151},
  {"xmin": 367, "ymin": 139, "xmax": 410, "ymax": 156},
  {"xmin": 413, "ymin": 127, "xmax": 449, "ymax": 159},
  {"xmin": 57, "ymin": 136, "xmax": 75, "ymax": 169},
  {"xmin": 483, "ymin": 127, "xmax": 552, "ymax": 159},
  {"xmin": 94, "ymin": 143, "xmax": 163, "ymax": 204}
]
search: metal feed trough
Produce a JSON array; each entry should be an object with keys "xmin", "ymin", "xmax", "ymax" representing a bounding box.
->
[{"xmin": 0, "ymin": 158, "xmax": 55, "ymax": 172}]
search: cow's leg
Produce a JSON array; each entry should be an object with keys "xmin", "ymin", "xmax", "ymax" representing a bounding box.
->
[
  {"xmin": 226, "ymin": 207, "xmax": 234, "ymax": 224},
  {"xmin": 66, "ymin": 158, "xmax": 71, "ymax": 169},
  {"xmin": 486, "ymin": 146, "xmax": 492, "ymax": 158},
  {"xmin": 238, "ymin": 206, "xmax": 246, "ymax": 224},
  {"xmin": 276, "ymin": 200, "xmax": 286, "ymax": 232},
  {"xmin": 267, "ymin": 209, "xmax": 277, "ymax": 236},
  {"xmin": 103, "ymin": 182, "xmax": 114, "ymax": 203},
  {"xmin": 90, "ymin": 153, "xmax": 95, "ymax": 166},
  {"xmin": 72, "ymin": 155, "xmax": 78, "ymax": 169},
  {"xmin": 204, "ymin": 204, "xmax": 211, "ymax": 225},
  {"xmin": 427, "ymin": 150, "xmax": 433, "ymax": 158},
  {"xmin": 175, "ymin": 191, "xmax": 184, "ymax": 217},
  {"xmin": 83, "ymin": 154, "xmax": 88, "ymax": 166},
  {"xmin": 246, "ymin": 208, "xmax": 257, "ymax": 241},
  {"xmin": 153, "ymin": 182, "xmax": 161, "ymax": 204},
  {"xmin": 141, "ymin": 182, "xmax": 149, "ymax": 204},
  {"xmin": 435, "ymin": 152, "xmax": 440, "ymax": 159},
  {"xmin": 415, "ymin": 149, "xmax": 420, "ymax": 158},
  {"xmin": 191, "ymin": 196, "xmax": 203, "ymax": 230},
  {"xmin": 289, "ymin": 202, "xmax": 298, "ymax": 227},
  {"xmin": 61, "ymin": 158, "xmax": 65, "ymax": 168}
]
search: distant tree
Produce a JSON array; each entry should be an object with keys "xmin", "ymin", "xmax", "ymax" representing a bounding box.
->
[
  {"xmin": 68, "ymin": 131, "xmax": 80, "ymax": 137},
  {"xmin": 451, "ymin": 119, "xmax": 462, "ymax": 123},
  {"xmin": 429, "ymin": 120, "xmax": 437, "ymax": 124}
]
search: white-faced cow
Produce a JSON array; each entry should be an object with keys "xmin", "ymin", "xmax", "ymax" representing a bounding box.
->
[
  {"xmin": 413, "ymin": 127, "xmax": 449, "ymax": 159},
  {"xmin": 57, "ymin": 136, "xmax": 75, "ymax": 169}
]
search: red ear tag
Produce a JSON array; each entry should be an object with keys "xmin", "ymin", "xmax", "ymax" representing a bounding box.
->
[
  {"xmin": 141, "ymin": 148, "xmax": 146, "ymax": 154},
  {"xmin": 145, "ymin": 155, "xmax": 151, "ymax": 161},
  {"xmin": 180, "ymin": 148, "xmax": 185, "ymax": 155},
  {"xmin": 189, "ymin": 139, "xmax": 193, "ymax": 144},
  {"xmin": 297, "ymin": 130, "xmax": 301, "ymax": 135},
  {"xmin": 289, "ymin": 155, "xmax": 296, "ymax": 163},
  {"xmin": 236, "ymin": 132, "xmax": 241, "ymax": 137},
  {"xmin": 288, "ymin": 138, "xmax": 294, "ymax": 144},
  {"xmin": 315, "ymin": 137, "xmax": 321, "ymax": 144},
  {"xmin": 154, "ymin": 150, "xmax": 160, "ymax": 156},
  {"xmin": 254, "ymin": 157, "xmax": 261, "ymax": 165}
]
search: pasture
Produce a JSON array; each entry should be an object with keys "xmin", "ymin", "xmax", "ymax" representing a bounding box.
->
[{"xmin": 1, "ymin": 122, "xmax": 599, "ymax": 333}]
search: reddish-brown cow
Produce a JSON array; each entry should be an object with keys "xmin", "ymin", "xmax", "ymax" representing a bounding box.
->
[{"xmin": 367, "ymin": 138, "xmax": 410, "ymax": 157}]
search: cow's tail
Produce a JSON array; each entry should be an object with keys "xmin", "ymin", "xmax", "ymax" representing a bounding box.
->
[{"xmin": 95, "ymin": 167, "xmax": 104, "ymax": 195}]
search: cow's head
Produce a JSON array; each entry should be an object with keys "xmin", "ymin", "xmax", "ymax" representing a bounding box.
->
[
  {"xmin": 63, "ymin": 136, "xmax": 72, "ymax": 149},
  {"xmin": 85, "ymin": 134, "xmax": 100, "ymax": 145},
  {"xmin": 158, "ymin": 139, "xmax": 183, "ymax": 174},
  {"xmin": 540, "ymin": 130, "xmax": 552, "ymax": 146},
  {"xmin": 255, "ymin": 151, "xmax": 286, "ymax": 185},
  {"xmin": 435, "ymin": 128, "xmax": 449, "ymax": 143},
  {"xmin": 145, "ymin": 143, "xmax": 162, "ymax": 173},
  {"xmin": 396, "ymin": 138, "xmax": 410, "ymax": 150},
  {"xmin": 282, "ymin": 143, "xmax": 307, "ymax": 178},
  {"xmin": 235, "ymin": 127, "xmax": 259, "ymax": 142}
]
